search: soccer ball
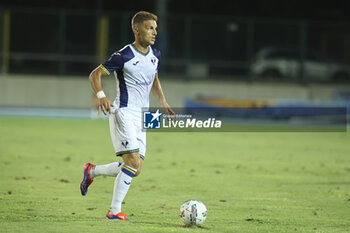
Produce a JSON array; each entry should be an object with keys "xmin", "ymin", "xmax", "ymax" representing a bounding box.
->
[{"xmin": 179, "ymin": 199, "xmax": 207, "ymax": 226}]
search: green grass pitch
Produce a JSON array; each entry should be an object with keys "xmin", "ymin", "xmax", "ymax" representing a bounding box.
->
[{"xmin": 1, "ymin": 117, "xmax": 350, "ymax": 232}]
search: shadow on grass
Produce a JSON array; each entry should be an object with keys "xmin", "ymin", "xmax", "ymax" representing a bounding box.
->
[{"xmin": 131, "ymin": 221, "xmax": 210, "ymax": 230}]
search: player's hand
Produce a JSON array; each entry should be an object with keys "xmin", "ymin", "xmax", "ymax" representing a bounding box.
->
[
  {"xmin": 98, "ymin": 97, "xmax": 114, "ymax": 115},
  {"xmin": 162, "ymin": 103, "xmax": 176, "ymax": 121}
]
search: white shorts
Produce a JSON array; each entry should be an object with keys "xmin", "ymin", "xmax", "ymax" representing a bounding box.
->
[{"xmin": 109, "ymin": 108, "xmax": 146, "ymax": 160}]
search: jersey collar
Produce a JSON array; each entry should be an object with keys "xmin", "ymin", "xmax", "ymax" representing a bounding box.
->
[{"xmin": 131, "ymin": 44, "xmax": 150, "ymax": 56}]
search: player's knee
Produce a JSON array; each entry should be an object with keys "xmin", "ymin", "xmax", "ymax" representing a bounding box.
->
[
  {"xmin": 123, "ymin": 153, "xmax": 140, "ymax": 169},
  {"xmin": 130, "ymin": 156, "xmax": 140, "ymax": 169}
]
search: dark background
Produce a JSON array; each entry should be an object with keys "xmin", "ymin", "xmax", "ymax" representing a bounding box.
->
[
  {"xmin": 1, "ymin": 0, "xmax": 350, "ymax": 82},
  {"xmin": 2, "ymin": 0, "xmax": 350, "ymax": 21}
]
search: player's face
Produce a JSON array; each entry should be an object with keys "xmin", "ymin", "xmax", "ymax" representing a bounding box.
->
[{"xmin": 138, "ymin": 20, "xmax": 157, "ymax": 46}]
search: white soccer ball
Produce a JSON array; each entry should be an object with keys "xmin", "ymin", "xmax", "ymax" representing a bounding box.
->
[{"xmin": 179, "ymin": 199, "xmax": 207, "ymax": 226}]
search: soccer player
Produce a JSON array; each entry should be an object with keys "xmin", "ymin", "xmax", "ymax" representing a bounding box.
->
[{"xmin": 80, "ymin": 11, "xmax": 175, "ymax": 220}]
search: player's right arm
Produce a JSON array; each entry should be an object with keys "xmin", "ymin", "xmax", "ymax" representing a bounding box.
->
[{"xmin": 89, "ymin": 66, "xmax": 114, "ymax": 115}]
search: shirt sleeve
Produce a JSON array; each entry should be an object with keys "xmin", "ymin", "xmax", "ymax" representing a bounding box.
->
[{"xmin": 100, "ymin": 52, "xmax": 124, "ymax": 75}]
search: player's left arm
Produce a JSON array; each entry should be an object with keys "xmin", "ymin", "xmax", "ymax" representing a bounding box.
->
[{"xmin": 151, "ymin": 73, "xmax": 176, "ymax": 120}]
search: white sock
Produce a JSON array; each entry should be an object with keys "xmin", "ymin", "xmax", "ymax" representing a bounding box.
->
[
  {"xmin": 91, "ymin": 162, "xmax": 123, "ymax": 178},
  {"xmin": 110, "ymin": 165, "xmax": 137, "ymax": 214}
]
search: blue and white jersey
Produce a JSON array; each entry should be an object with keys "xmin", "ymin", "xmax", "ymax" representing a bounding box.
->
[{"xmin": 100, "ymin": 44, "xmax": 160, "ymax": 109}]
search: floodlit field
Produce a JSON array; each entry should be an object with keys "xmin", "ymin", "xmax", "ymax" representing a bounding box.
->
[{"xmin": 1, "ymin": 117, "xmax": 350, "ymax": 233}]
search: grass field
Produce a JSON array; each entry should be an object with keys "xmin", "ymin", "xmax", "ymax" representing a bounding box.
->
[{"xmin": 1, "ymin": 117, "xmax": 350, "ymax": 233}]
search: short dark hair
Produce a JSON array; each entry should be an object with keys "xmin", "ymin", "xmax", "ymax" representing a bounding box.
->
[{"xmin": 131, "ymin": 11, "xmax": 158, "ymax": 29}]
